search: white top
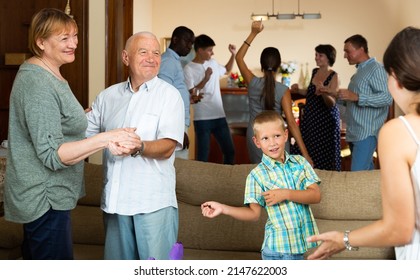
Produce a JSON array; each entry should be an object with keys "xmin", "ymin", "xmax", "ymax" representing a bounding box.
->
[
  {"xmin": 184, "ymin": 58, "xmax": 226, "ymax": 120},
  {"xmin": 86, "ymin": 76, "xmax": 184, "ymax": 215},
  {"xmin": 395, "ymin": 116, "xmax": 420, "ymax": 260}
]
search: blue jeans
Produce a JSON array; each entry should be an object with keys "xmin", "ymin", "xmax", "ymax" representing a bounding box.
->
[
  {"xmin": 349, "ymin": 136, "xmax": 377, "ymax": 171},
  {"xmin": 194, "ymin": 118, "xmax": 235, "ymax": 164},
  {"xmin": 22, "ymin": 208, "xmax": 73, "ymax": 260},
  {"xmin": 103, "ymin": 207, "xmax": 178, "ymax": 260},
  {"xmin": 262, "ymin": 246, "xmax": 304, "ymax": 260}
]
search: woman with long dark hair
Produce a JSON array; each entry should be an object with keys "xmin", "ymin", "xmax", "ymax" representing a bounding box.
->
[{"xmin": 235, "ymin": 21, "xmax": 311, "ymax": 164}]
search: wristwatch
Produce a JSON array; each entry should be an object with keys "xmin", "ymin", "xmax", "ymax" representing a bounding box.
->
[
  {"xmin": 343, "ymin": 230, "xmax": 359, "ymax": 251},
  {"xmin": 131, "ymin": 142, "xmax": 144, "ymax": 157}
]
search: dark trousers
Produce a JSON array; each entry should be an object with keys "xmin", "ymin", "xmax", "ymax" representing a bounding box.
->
[
  {"xmin": 194, "ymin": 117, "xmax": 235, "ymax": 164},
  {"xmin": 22, "ymin": 208, "xmax": 73, "ymax": 260}
]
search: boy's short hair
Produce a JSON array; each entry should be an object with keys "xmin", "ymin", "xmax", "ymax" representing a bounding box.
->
[
  {"xmin": 194, "ymin": 34, "xmax": 215, "ymax": 51},
  {"xmin": 252, "ymin": 111, "xmax": 286, "ymax": 135}
]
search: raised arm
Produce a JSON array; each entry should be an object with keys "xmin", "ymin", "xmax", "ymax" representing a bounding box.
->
[
  {"xmin": 235, "ymin": 20, "xmax": 264, "ymax": 85},
  {"xmin": 224, "ymin": 44, "xmax": 236, "ymax": 73}
]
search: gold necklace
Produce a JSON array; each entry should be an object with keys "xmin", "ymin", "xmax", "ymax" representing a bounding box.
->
[{"xmin": 35, "ymin": 56, "xmax": 64, "ymax": 81}]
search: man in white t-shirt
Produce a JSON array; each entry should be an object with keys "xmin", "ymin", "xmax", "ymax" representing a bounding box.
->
[{"xmin": 183, "ymin": 34, "xmax": 236, "ymax": 164}]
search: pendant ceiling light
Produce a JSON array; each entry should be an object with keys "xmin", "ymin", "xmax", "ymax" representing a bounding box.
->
[{"xmin": 251, "ymin": 0, "xmax": 321, "ymax": 21}]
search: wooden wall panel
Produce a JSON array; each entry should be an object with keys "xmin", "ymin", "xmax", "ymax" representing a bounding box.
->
[
  {"xmin": 106, "ymin": 0, "xmax": 133, "ymax": 87},
  {"xmin": 0, "ymin": 0, "xmax": 88, "ymax": 142}
]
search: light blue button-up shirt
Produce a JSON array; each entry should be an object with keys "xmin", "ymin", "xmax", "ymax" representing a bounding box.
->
[
  {"xmin": 345, "ymin": 57, "xmax": 393, "ymax": 142},
  {"xmin": 159, "ymin": 48, "xmax": 190, "ymax": 127}
]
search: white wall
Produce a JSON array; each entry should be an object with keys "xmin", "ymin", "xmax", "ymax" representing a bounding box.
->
[
  {"xmin": 88, "ymin": 0, "xmax": 106, "ymax": 163},
  {"xmin": 133, "ymin": 0, "xmax": 152, "ymax": 33},
  {"xmin": 88, "ymin": 0, "xmax": 106, "ymax": 107},
  {"xmin": 91, "ymin": 0, "xmax": 420, "ymax": 98},
  {"xmin": 148, "ymin": 0, "xmax": 420, "ymax": 87}
]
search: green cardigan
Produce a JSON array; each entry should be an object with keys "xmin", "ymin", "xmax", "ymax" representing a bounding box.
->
[{"xmin": 4, "ymin": 62, "xmax": 87, "ymax": 223}]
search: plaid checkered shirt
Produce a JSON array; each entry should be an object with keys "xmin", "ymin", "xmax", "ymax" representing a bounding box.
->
[{"xmin": 244, "ymin": 152, "xmax": 320, "ymax": 254}]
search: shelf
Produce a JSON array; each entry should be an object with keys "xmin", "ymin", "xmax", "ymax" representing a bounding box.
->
[{"xmin": 221, "ymin": 87, "xmax": 247, "ymax": 95}]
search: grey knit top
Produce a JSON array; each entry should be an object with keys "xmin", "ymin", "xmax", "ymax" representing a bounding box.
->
[{"xmin": 4, "ymin": 62, "xmax": 87, "ymax": 223}]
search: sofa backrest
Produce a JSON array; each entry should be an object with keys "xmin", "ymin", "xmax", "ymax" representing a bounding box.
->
[
  {"xmin": 82, "ymin": 160, "xmax": 383, "ymax": 222},
  {"xmin": 311, "ymin": 169, "xmax": 382, "ymax": 220},
  {"xmin": 175, "ymin": 159, "xmax": 255, "ymax": 207},
  {"xmin": 174, "ymin": 159, "xmax": 383, "ymax": 221},
  {"xmin": 174, "ymin": 158, "xmax": 383, "ymax": 254},
  {"xmin": 174, "ymin": 159, "xmax": 266, "ymax": 252},
  {"xmin": 78, "ymin": 159, "xmax": 383, "ymax": 254}
]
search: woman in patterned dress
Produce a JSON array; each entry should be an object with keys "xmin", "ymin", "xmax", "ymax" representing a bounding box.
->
[{"xmin": 291, "ymin": 45, "xmax": 341, "ymax": 171}]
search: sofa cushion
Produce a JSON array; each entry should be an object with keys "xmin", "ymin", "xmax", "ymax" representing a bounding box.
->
[
  {"xmin": 178, "ymin": 202, "xmax": 266, "ymax": 252},
  {"xmin": 183, "ymin": 248, "xmax": 261, "ymax": 260},
  {"xmin": 175, "ymin": 159, "xmax": 383, "ymax": 221},
  {"xmin": 175, "ymin": 159, "xmax": 256, "ymax": 207},
  {"xmin": 0, "ymin": 217, "xmax": 22, "ymax": 249},
  {"xmin": 312, "ymin": 169, "xmax": 383, "ymax": 220},
  {"xmin": 71, "ymin": 205, "xmax": 105, "ymax": 245},
  {"xmin": 78, "ymin": 162, "xmax": 103, "ymax": 207},
  {"xmin": 73, "ymin": 244, "xmax": 104, "ymax": 260}
]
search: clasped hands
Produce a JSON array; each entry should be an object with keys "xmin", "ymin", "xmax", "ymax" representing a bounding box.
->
[
  {"xmin": 107, "ymin": 127, "xmax": 142, "ymax": 156},
  {"xmin": 190, "ymin": 88, "xmax": 203, "ymax": 104}
]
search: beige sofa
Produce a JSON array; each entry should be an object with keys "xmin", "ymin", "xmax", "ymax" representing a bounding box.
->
[{"xmin": 0, "ymin": 158, "xmax": 395, "ymax": 260}]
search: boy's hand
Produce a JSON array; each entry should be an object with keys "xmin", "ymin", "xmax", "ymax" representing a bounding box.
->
[
  {"xmin": 262, "ymin": 189, "xmax": 288, "ymax": 206},
  {"xmin": 201, "ymin": 201, "xmax": 223, "ymax": 218},
  {"xmin": 190, "ymin": 88, "xmax": 204, "ymax": 104}
]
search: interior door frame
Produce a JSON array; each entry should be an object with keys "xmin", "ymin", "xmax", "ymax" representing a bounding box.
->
[{"xmin": 105, "ymin": 0, "xmax": 133, "ymax": 87}]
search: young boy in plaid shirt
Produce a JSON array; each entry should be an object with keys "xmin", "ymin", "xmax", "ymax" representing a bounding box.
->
[{"xmin": 201, "ymin": 111, "xmax": 321, "ymax": 260}]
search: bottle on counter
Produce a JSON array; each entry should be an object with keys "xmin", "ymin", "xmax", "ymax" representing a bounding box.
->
[{"xmin": 304, "ymin": 62, "xmax": 311, "ymax": 89}]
